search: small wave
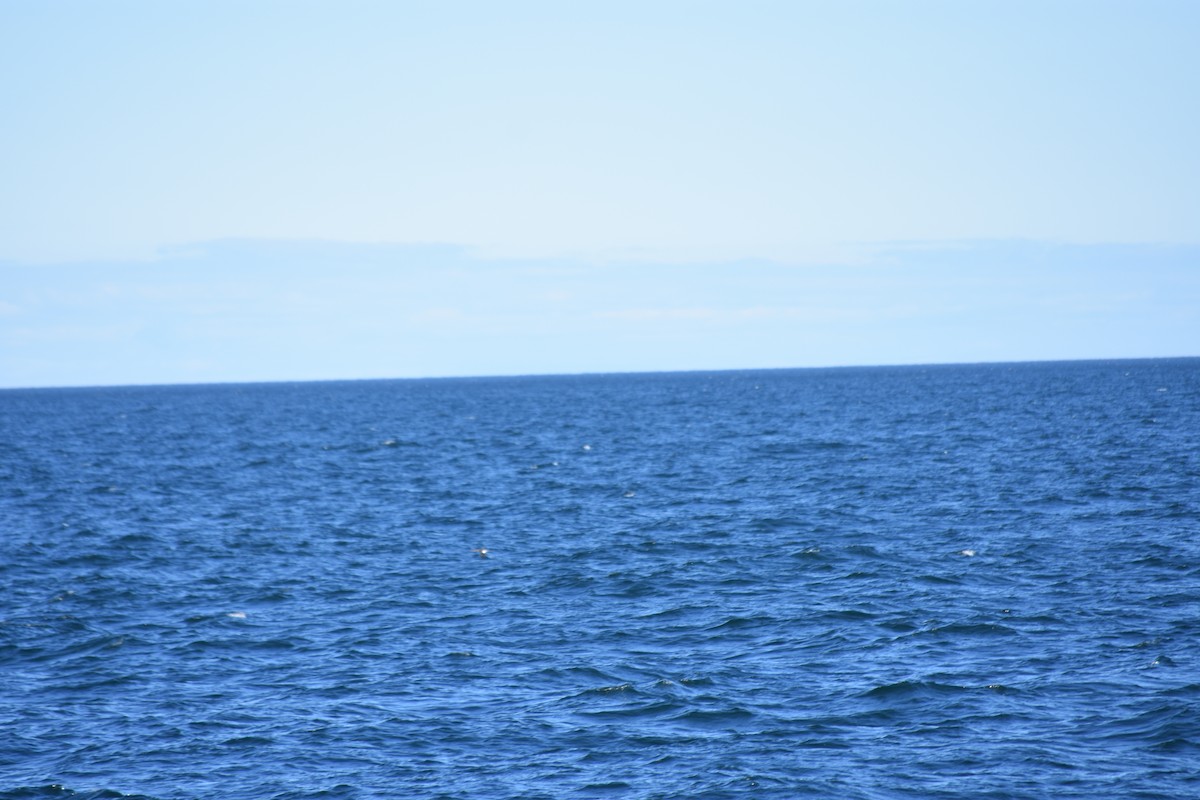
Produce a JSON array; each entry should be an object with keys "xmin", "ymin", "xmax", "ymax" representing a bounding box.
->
[
  {"xmin": 678, "ymin": 676, "xmax": 714, "ymax": 687},
  {"xmin": 670, "ymin": 706, "xmax": 756, "ymax": 727},
  {"xmin": 985, "ymin": 683, "xmax": 1019, "ymax": 693},
  {"xmin": 532, "ymin": 665, "xmax": 626, "ymax": 685},
  {"xmin": 921, "ymin": 622, "xmax": 1019, "ymax": 637},
  {"xmin": 704, "ymin": 614, "xmax": 776, "ymax": 631},
  {"xmin": 817, "ymin": 608, "xmax": 874, "ymax": 622},
  {"xmin": 634, "ymin": 605, "xmax": 698, "ymax": 620},
  {"xmin": 576, "ymin": 699, "xmax": 679, "ymax": 719},
  {"xmin": 915, "ymin": 573, "xmax": 963, "ymax": 585},
  {"xmin": 8, "ymin": 632, "xmax": 127, "ymax": 666},
  {"xmin": 223, "ymin": 734, "xmax": 273, "ymax": 747},
  {"xmin": 113, "ymin": 532, "xmax": 156, "ymax": 546},
  {"xmin": 1091, "ymin": 702, "xmax": 1200, "ymax": 750},
  {"xmin": 0, "ymin": 788, "xmax": 163, "ymax": 800},
  {"xmin": 862, "ymin": 680, "xmax": 969, "ymax": 699},
  {"xmin": 576, "ymin": 683, "xmax": 634, "ymax": 696}
]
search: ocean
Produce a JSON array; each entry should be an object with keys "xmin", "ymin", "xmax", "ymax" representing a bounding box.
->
[{"xmin": 2, "ymin": 359, "xmax": 1198, "ymax": 799}]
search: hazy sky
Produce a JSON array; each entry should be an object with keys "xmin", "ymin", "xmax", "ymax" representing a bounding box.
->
[{"xmin": 1, "ymin": 1, "xmax": 1197, "ymax": 387}]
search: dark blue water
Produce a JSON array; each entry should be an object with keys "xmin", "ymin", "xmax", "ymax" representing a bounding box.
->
[{"xmin": 2, "ymin": 360, "xmax": 1198, "ymax": 799}]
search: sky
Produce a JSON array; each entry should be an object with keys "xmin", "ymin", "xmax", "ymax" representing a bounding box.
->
[{"xmin": 1, "ymin": 0, "xmax": 1197, "ymax": 388}]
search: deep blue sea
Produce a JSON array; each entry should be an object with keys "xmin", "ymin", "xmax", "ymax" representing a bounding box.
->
[{"xmin": 2, "ymin": 359, "xmax": 1199, "ymax": 799}]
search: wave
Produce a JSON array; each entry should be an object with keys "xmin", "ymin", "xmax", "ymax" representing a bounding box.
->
[{"xmin": 0, "ymin": 788, "xmax": 163, "ymax": 800}]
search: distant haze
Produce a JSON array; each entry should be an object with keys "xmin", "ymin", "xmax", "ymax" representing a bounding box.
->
[{"xmin": 2, "ymin": 240, "xmax": 1196, "ymax": 388}]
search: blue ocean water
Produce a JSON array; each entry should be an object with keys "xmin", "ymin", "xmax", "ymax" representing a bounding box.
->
[{"xmin": 2, "ymin": 359, "xmax": 1198, "ymax": 799}]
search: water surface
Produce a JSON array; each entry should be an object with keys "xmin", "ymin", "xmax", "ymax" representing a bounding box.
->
[{"xmin": 2, "ymin": 360, "xmax": 1198, "ymax": 798}]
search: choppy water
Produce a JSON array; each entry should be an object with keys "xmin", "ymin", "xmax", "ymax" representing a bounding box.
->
[{"xmin": 2, "ymin": 359, "xmax": 1198, "ymax": 799}]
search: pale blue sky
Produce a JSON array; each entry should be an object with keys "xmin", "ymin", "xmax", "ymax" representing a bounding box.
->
[{"xmin": 1, "ymin": 1, "xmax": 1197, "ymax": 387}]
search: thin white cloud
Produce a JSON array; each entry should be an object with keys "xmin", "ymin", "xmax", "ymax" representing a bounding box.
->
[
  {"xmin": 409, "ymin": 308, "xmax": 468, "ymax": 324},
  {"xmin": 5, "ymin": 322, "xmax": 142, "ymax": 344},
  {"xmin": 594, "ymin": 304, "xmax": 946, "ymax": 325}
]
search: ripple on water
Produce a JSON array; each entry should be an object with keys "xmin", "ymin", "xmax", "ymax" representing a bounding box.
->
[{"xmin": 2, "ymin": 361, "xmax": 1199, "ymax": 798}]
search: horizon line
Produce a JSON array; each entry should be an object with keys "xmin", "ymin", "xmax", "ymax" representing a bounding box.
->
[{"xmin": 3, "ymin": 354, "xmax": 1196, "ymax": 393}]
